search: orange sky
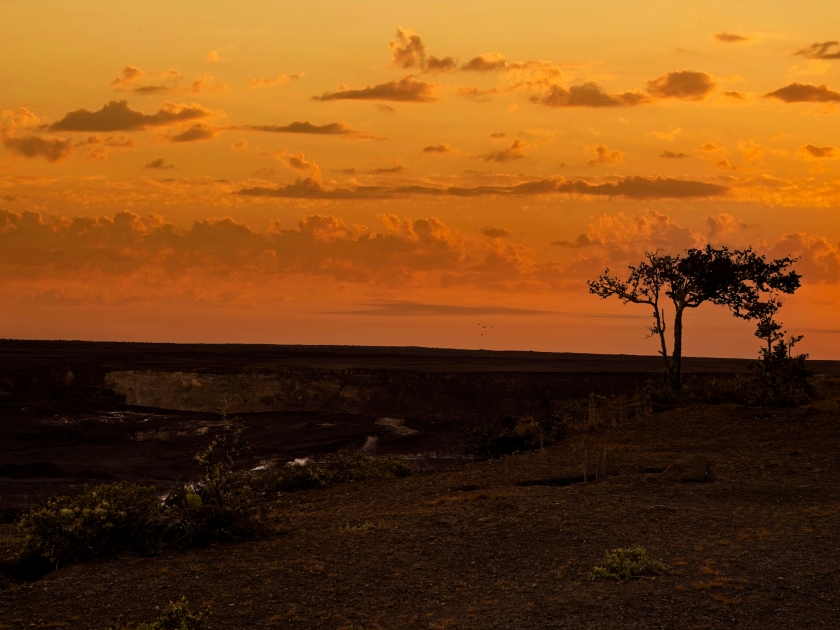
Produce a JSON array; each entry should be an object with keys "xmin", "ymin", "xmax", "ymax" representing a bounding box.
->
[{"xmin": 1, "ymin": 1, "xmax": 839, "ymax": 358}]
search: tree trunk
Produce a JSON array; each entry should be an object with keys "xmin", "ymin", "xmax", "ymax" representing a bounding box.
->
[{"xmin": 671, "ymin": 306, "xmax": 685, "ymax": 390}]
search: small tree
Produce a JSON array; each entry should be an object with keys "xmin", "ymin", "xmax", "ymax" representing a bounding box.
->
[
  {"xmin": 195, "ymin": 421, "xmax": 249, "ymax": 508},
  {"xmin": 588, "ymin": 245, "xmax": 800, "ymax": 390}
]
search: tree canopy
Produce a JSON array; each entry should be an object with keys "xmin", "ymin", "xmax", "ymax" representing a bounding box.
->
[{"xmin": 588, "ymin": 245, "xmax": 800, "ymax": 389}]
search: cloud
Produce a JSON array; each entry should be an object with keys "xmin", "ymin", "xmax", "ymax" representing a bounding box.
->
[
  {"xmin": 248, "ymin": 73, "xmax": 304, "ymax": 89},
  {"xmin": 652, "ymin": 128, "xmax": 682, "ymax": 141},
  {"xmin": 422, "ymin": 144, "xmax": 451, "ymax": 154},
  {"xmin": 700, "ymin": 142, "xmax": 723, "ymax": 152},
  {"xmin": 481, "ymin": 139, "xmax": 526, "ymax": 162},
  {"xmin": 461, "ymin": 53, "xmax": 507, "ymax": 72},
  {"xmin": 144, "ymin": 158, "xmax": 174, "ymax": 169},
  {"xmin": 531, "ymin": 82, "xmax": 651, "ymax": 107},
  {"xmin": 111, "ymin": 66, "xmax": 145, "ymax": 88},
  {"xmin": 767, "ymin": 232, "xmax": 840, "ymax": 282},
  {"xmin": 241, "ymin": 121, "xmax": 367, "ymax": 137},
  {"xmin": 716, "ymin": 159, "xmax": 738, "ymax": 170},
  {"xmin": 48, "ymin": 100, "xmax": 215, "ymax": 132},
  {"xmin": 489, "ymin": 132, "xmax": 506, "ymax": 138},
  {"xmin": 660, "ymin": 151, "xmax": 689, "ymax": 159},
  {"xmin": 795, "ymin": 41, "xmax": 840, "ymax": 60},
  {"xmin": 237, "ymin": 174, "xmax": 728, "ymax": 200},
  {"xmin": 714, "ymin": 32, "xmax": 750, "ymax": 43},
  {"xmin": 313, "ymin": 76, "xmax": 439, "ymax": 102},
  {"xmin": 723, "ymin": 90, "xmax": 746, "ymax": 101},
  {"xmin": 480, "ymin": 226, "xmax": 511, "ymax": 238},
  {"xmin": 206, "ymin": 51, "xmax": 220, "ymax": 63},
  {"xmin": 388, "ymin": 27, "xmax": 456, "ymax": 74},
  {"xmin": 331, "ymin": 300, "xmax": 548, "ymax": 316},
  {"xmin": 798, "ymin": 143, "xmax": 838, "ymax": 159},
  {"xmin": 646, "ymin": 70, "xmax": 716, "ymax": 101},
  {"xmin": 553, "ymin": 209, "xmax": 704, "ymax": 258},
  {"xmin": 3, "ymin": 135, "xmax": 74, "ymax": 162},
  {"xmin": 188, "ymin": 76, "xmax": 229, "ymax": 94},
  {"xmin": 369, "ymin": 166, "xmax": 406, "ymax": 174},
  {"xmin": 426, "ymin": 56, "xmax": 457, "ymax": 73},
  {"xmin": 376, "ymin": 104, "xmax": 396, "ymax": 113},
  {"xmin": 390, "ymin": 27, "xmax": 426, "ymax": 69},
  {"xmin": 704, "ymin": 212, "xmax": 747, "ymax": 237},
  {"xmin": 167, "ymin": 124, "xmax": 222, "ymax": 143},
  {"xmin": 588, "ymin": 144, "xmax": 622, "ymax": 166},
  {"xmin": 232, "ymin": 139, "xmax": 248, "ymax": 151},
  {"xmin": 456, "ymin": 86, "xmax": 501, "ymax": 101},
  {"xmin": 764, "ymin": 83, "xmax": 840, "ymax": 103}
]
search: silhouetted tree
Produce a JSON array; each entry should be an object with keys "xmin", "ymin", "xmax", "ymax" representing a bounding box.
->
[{"xmin": 588, "ymin": 245, "xmax": 800, "ymax": 390}]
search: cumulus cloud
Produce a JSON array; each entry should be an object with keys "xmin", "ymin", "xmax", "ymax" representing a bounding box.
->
[
  {"xmin": 237, "ymin": 174, "xmax": 728, "ymax": 200},
  {"xmin": 167, "ymin": 124, "xmax": 222, "ymax": 143},
  {"xmin": 764, "ymin": 83, "xmax": 840, "ymax": 103},
  {"xmin": 248, "ymin": 73, "xmax": 304, "ymax": 89},
  {"xmin": 588, "ymin": 144, "xmax": 622, "ymax": 166},
  {"xmin": 652, "ymin": 128, "xmax": 682, "ymax": 141},
  {"xmin": 48, "ymin": 100, "xmax": 215, "ymax": 132},
  {"xmin": 422, "ymin": 144, "xmax": 451, "ymax": 154},
  {"xmin": 3, "ymin": 135, "xmax": 74, "ymax": 162},
  {"xmin": 461, "ymin": 53, "xmax": 507, "ymax": 72},
  {"xmin": 480, "ymin": 226, "xmax": 511, "ymax": 238},
  {"xmin": 795, "ymin": 41, "xmax": 840, "ymax": 60},
  {"xmin": 206, "ymin": 51, "xmax": 221, "ymax": 63},
  {"xmin": 717, "ymin": 159, "xmax": 738, "ymax": 170},
  {"xmin": 646, "ymin": 71, "xmax": 716, "ymax": 101},
  {"xmin": 480, "ymin": 139, "xmax": 526, "ymax": 162},
  {"xmin": 388, "ymin": 27, "xmax": 456, "ymax": 74},
  {"xmin": 723, "ymin": 90, "xmax": 746, "ymax": 101},
  {"xmin": 111, "ymin": 66, "xmax": 145, "ymax": 88},
  {"xmin": 714, "ymin": 32, "xmax": 750, "ymax": 43},
  {"xmin": 767, "ymin": 232, "xmax": 840, "ymax": 282},
  {"xmin": 313, "ymin": 76, "xmax": 439, "ymax": 102},
  {"xmin": 704, "ymin": 212, "xmax": 748, "ymax": 237},
  {"xmin": 532, "ymin": 82, "xmax": 650, "ymax": 107},
  {"xmin": 797, "ymin": 144, "xmax": 838, "ymax": 159},
  {"xmin": 144, "ymin": 158, "xmax": 174, "ymax": 169},
  {"xmin": 660, "ymin": 151, "xmax": 689, "ymax": 159}
]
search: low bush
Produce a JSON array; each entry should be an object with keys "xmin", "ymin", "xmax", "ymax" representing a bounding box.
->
[
  {"xmin": 111, "ymin": 597, "xmax": 209, "ymax": 630},
  {"xmin": 254, "ymin": 450, "xmax": 412, "ymax": 493},
  {"xmin": 18, "ymin": 482, "xmax": 158, "ymax": 564},
  {"xmin": 591, "ymin": 546, "xmax": 668, "ymax": 580}
]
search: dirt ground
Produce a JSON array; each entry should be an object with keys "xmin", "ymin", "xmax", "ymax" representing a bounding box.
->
[{"xmin": 2, "ymin": 380, "xmax": 839, "ymax": 629}]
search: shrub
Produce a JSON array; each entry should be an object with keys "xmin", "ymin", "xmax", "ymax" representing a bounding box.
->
[
  {"xmin": 591, "ymin": 546, "xmax": 668, "ymax": 580},
  {"xmin": 111, "ymin": 597, "xmax": 210, "ymax": 630},
  {"xmin": 254, "ymin": 450, "xmax": 412, "ymax": 493},
  {"xmin": 18, "ymin": 482, "xmax": 159, "ymax": 563}
]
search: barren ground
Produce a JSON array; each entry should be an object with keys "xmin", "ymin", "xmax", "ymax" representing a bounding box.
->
[{"xmin": 1, "ymin": 342, "xmax": 839, "ymax": 628}]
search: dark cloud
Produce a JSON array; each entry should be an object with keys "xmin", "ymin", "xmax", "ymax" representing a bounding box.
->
[
  {"xmin": 48, "ymin": 100, "xmax": 214, "ymax": 132},
  {"xmin": 422, "ymin": 144, "xmax": 451, "ymax": 153},
  {"xmin": 489, "ymin": 132, "xmax": 507, "ymax": 138},
  {"xmin": 461, "ymin": 53, "xmax": 507, "ymax": 72},
  {"xmin": 456, "ymin": 86, "xmax": 500, "ymax": 101},
  {"xmin": 764, "ymin": 83, "xmax": 840, "ymax": 103},
  {"xmin": 241, "ymin": 121, "xmax": 363, "ymax": 136},
  {"xmin": 646, "ymin": 71, "xmax": 716, "ymax": 101},
  {"xmin": 145, "ymin": 158, "xmax": 174, "ymax": 169},
  {"xmin": 660, "ymin": 151, "xmax": 689, "ymax": 159},
  {"xmin": 532, "ymin": 82, "xmax": 651, "ymax": 107},
  {"xmin": 426, "ymin": 56, "xmax": 458, "ymax": 73},
  {"xmin": 798, "ymin": 144, "xmax": 838, "ymax": 159},
  {"xmin": 167, "ymin": 124, "xmax": 221, "ymax": 143},
  {"xmin": 237, "ymin": 174, "xmax": 728, "ymax": 200},
  {"xmin": 481, "ymin": 139, "xmax": 526, "ymax": 162},
  {"xmin": 480, "ymin": 226, "xmax": 511, "ymax": 238},
  {"xmin": 723, "ymin": 90, "xmax": 746, "ymax": 100},
  {"xmin": 3, "ymin": 135, "xmax": 74, "ymax": 162},
  {"xmin": 330, "ymin": 300, "xmax": 550, "ymax": 316},
  {"xmin": 795, "ymin": 41, "xmax": 840, "ymax": 59},
  {"xmin": 376, "ymin": 104, "xmax": 396, "ymax": 113},
  {"xmin": 313, "ymin": 76, "xmax": 438, "ymax": 102},
  {"xmin": 714, "ymin": 33, "xmax": 750, "ymax": 43},
  {"xmin": 369, "ymin": 166, "xmax": 406, "ymax": 174}
]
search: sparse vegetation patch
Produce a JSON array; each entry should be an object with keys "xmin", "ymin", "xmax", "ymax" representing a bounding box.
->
[{"xmin": 591, "ymin": 546, "xmax": 668, "ymax": 580}]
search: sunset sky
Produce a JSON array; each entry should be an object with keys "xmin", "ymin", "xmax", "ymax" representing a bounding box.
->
[{"xmin": 2, "ymin": 1, "xmax": 839, "ymax": 358}]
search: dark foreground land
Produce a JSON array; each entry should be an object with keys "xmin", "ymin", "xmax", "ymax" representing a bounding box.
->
[{"xmin": 1, "ymin": 341, "xmax": 839, "ymax": 628}]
